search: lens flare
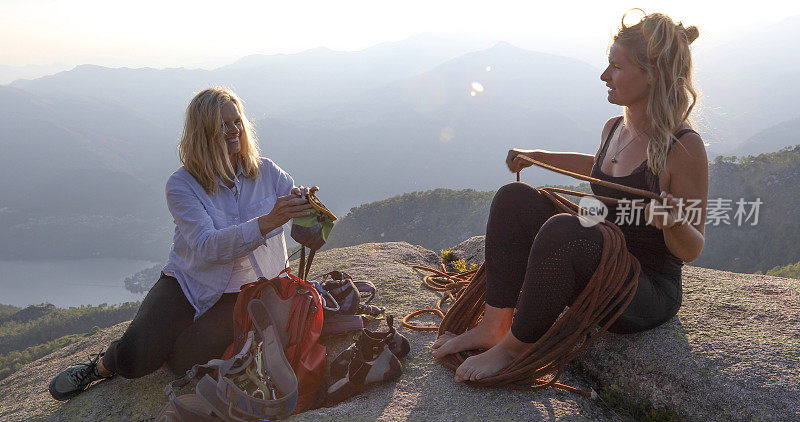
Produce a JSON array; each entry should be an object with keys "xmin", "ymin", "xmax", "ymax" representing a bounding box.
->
[
  {"xmin": 471, "ymin": 82, "xmax": 484, "ymax": 92},
  {"xmin": 485, "ymin": 66, "xmax": 492, "ymax": 72},
  {"xmin": 440, "ymin": 126, "xmax": 455, "ymax": 143}
]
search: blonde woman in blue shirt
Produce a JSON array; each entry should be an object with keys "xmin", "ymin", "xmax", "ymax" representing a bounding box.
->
[{"xmin": 49, "ymin": 87, "xmax": 315, "ymax": 400}]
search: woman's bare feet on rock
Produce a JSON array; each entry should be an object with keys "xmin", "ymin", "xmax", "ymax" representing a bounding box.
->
[
  {"xmin": 430, "ymin": 324, "xmax": 505, "ymax": 358},
  {"xmin": 454, "ymin": 330, "xmax": 529, "ymax": 382},
  {"xmin": 430, "ymin": 305, "xmax": 513, "ymax": 358},
  {"xmin": 431, "ymin": 331, "xmax": 458, "ymax": 350}
]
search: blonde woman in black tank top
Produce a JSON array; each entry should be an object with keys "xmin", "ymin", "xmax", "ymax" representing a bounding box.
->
[{"xmin": 432, "ymin": 11, "xmax": 709, "ymax": 383}]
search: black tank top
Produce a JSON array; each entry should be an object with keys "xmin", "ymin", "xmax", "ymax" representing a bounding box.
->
[{"xmin": 590, "ymin": 117, "xmax": 698, "ymax": 276}]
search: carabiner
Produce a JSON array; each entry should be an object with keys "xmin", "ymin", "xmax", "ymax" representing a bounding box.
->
[{"xmin": 310, "ymin": 280, "xmax": 341, "ymax": 312}]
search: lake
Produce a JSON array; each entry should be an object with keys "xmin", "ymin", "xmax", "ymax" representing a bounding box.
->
[{"xmin": 0, "ymin": 258, "xmax": 158, "ymax": 308}]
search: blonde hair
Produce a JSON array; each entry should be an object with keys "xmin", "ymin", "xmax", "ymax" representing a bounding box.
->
[
  {"xmin": 613, "ymin": 9, "xmax": 700, "ymax": 175},
  {"xmin": 178, "ymin": 87, "xmax": 261, "ymax": 194}
]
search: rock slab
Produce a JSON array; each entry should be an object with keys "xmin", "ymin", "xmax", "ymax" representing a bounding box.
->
[{"xmin": 2, "ymin": 239, "xmax": 798, "ymax": 421}]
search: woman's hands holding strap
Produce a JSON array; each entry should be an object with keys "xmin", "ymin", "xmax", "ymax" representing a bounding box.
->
[
  {"xmin": 257, "ymin": 185, "xmax": 318, "ymax": 235},
  {"xmin": 506, "ymin": 149, "xmax": 596, "ymax": 177},
  {"xmin": 506, "ymin": 149, "xmax": 539, "ymax": 173}
]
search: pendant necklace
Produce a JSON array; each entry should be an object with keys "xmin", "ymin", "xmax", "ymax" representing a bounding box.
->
[{"xmin": 610, "ymin": 127, "xmax": 646, "ymax": 164}]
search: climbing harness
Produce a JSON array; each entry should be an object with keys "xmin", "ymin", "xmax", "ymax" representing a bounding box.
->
[
  {"xmin": 159, "ymin": 298, "xmax": 299, "ymax": 421},
  {"xmin": 405, "ymin": 156, "xmax": 665, "ymax": 396}
]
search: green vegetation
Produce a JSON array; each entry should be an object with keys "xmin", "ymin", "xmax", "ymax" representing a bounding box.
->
[
  {"xmin": 567, "ymin": 361, "xmax": 680, "ymax": 421},
  {"xmin": 452, "ymin": 259, "xmax": 477, "ymax": 273},
  {"xmin": 599, "ymin": 384, "xmax": 679, "ymax": 422},
  {"xmin": 761, "ymin": 260, "xmax": 800, "ymax": 279},
  {"xmin": 124, "ymin": 263, "xmax": 164, "ymax": 293},
  {"xmin": 0, "ymin": 302, "xmax": 140, "ymax": 381},
  {"xmin": 325, "ymin": 184, "xmax": 591, "ymax": 252},
  {"xmin": 324, "ymin": 188, "xmax": 495, "ymax": 251},
  {"xmin": 0, "ymin": 333, "xmax": 87, "ymax": 380},
  {"xmin": 0, "ymin": 305, "xmax": 20, "ymax": 322},
  {"xmin": 693, "ymin": 145, "xmax": 800, "ymax": 273},
  {"xmin": 440, "ymin": 248, "xmax": 455, "ymax": 263}
]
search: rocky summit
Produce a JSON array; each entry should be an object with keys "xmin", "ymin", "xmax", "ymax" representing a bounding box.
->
[{"xmin": 1, "ymin": 239, "xmax": 797, "ymax": 421}]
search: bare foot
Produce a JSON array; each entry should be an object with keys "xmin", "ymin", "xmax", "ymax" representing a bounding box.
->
[
  {"xmin": 431, "ymin": 305, "xmax": 513, "ymax": 358},
  {"xmin": 431, "ymin": 331, "xmax": 457, "ymax": 350},
  {"xmin": 454, "ymin": 331, "xmax": 528, "ymax": 382}
]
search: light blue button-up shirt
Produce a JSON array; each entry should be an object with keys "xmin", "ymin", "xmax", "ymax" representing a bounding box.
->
[{"xmin": 162, "ymin": 157, "xmax": 294, "ymax": 319}]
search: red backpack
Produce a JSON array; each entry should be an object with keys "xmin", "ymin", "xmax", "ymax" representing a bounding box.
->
[{"xmin": 222, "ymin": 268, "xmax": 326, "ymax": 413}]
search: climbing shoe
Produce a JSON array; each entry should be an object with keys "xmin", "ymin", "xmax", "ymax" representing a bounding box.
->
[
  {"xmin": 48, "ymin": 352, "xmax": 111, "ymax": 401},
  {"xmin": 358, "ymin": 303, "xmax": 386, "ymax": 319},
  {"xmin": 328, "ymin": 315, "xmax": 408, "ymax": 384},
  {"xmin": 384, "ymin": 316, "xmax": 411, "ymax": 360},
  {"xmin": 325, "ymin": 326, "xmax": 403, "ymax": 406}
]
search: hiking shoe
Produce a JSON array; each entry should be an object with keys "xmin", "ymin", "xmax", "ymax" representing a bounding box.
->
[{"xmin": 48, "ymin": 352, "xmax": 110, "ymax": 401}]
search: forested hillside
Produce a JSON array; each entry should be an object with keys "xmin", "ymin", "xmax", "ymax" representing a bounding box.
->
[
  {"xmin": 0, "ymin": 302, "xmax": 140, "ymax": 380},
  {"xmin": 692, "ymin": 145, "xmax": 800, "ymax": 273},
  {"xmin": 761, "ymin": 260, "xmax": 800, "ymax": 279},
  {"xmin": 325, "ymin": 184, "xmax": 591, "ymax": 251}
]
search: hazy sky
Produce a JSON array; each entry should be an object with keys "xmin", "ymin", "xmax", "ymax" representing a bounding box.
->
[{"xmin": 2, "ymin": 0, "xmax": 799, "ymax": 71}]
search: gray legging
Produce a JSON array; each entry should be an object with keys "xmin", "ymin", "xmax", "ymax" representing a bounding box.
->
[
  {"xmin": 484, "ymin": 182, "xmax": 681, "ymax": 343},
  {"xmin": 102, "ymin": 274, "xmax": 237, "ymax": 378}
]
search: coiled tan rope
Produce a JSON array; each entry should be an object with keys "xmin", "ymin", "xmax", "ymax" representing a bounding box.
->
[
  {"xmin": 405, "ymin": 156, "xmax": 663, "ymax": 396},
  {"xmin": 401, "ymin": 264, "xmax": 476, "ymax": 332}
]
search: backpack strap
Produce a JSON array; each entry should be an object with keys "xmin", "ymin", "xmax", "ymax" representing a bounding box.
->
[
  {"xmin": 297, "ymin": 247, "xmax": 317, "ymax": 280},
  {"xmin": 298, "ymin": 247, "xmax": 306, "ymax": 281},
  {"xmin": 321, "ymin": 314, "xmax": 365, "ymax": 336},
  {"xmin": 354, "ymin": 280, "xmax": 377, "ymax": 304},
  {"xmin": 304, "ymin": 249, "xmax": 316, "ymax": 280}
]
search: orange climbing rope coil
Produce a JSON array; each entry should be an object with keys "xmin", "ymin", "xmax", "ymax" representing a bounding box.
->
[
  {"xmin": 403, "ymin": 156, "xmax": 664, "ymax": 396},
  {"xmin": 401, "ymin": 264, "xmax": 476, "ymax": 332}
]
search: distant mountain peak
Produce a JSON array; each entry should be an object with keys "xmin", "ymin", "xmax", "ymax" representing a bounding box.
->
[
  {"xmin": 299, "ymin": 46, "xmax": 336, "ymax": 55},
  {"xmin": 73, "ymin": 64, "xmax": 108, "ymax": 71},
  {"xmin": 489, "ymin": 41, "xmax": 520, "ymax": 51}
]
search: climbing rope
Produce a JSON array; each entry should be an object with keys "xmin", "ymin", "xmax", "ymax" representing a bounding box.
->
[
  {"xmin": 405, "ymin": 156, "xmax": 664, "ymax": 396},
  {"xmin": 401, "ymin": 264, "xmax": 476, "ymax": 331}
]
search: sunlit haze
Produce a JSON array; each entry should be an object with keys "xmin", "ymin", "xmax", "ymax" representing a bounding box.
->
[{"xmin": 2, "ymin": 0, "xmax": 798, "ymax": 73}]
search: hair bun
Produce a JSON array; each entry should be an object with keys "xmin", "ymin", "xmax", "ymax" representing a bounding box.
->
[{"xmin": 684, "ymin": 25, "xmax": 699, "ymax": 44}]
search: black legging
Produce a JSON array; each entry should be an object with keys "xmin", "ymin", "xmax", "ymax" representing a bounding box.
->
[
  {"xmin": 485, "ymin": 182, "xmax": 676, "ymax": 343},
  {"xmin": 102, "ymin": 274, "xmax": 237, "ymax": 378}
]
